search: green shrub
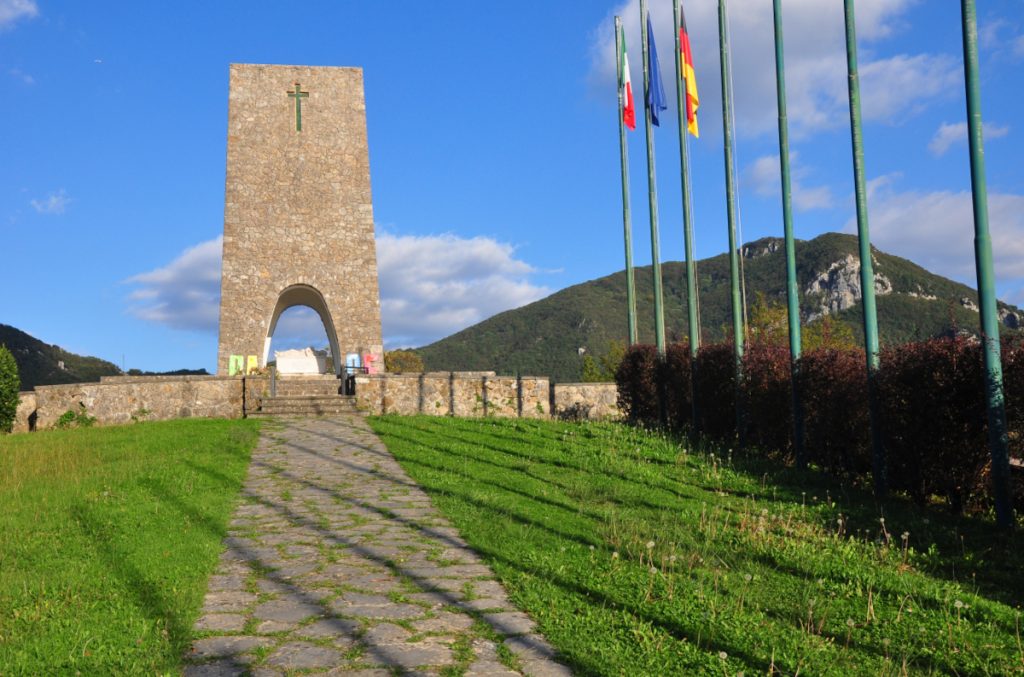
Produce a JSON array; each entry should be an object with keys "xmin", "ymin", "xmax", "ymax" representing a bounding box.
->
[
  {"xmin": 384, "ymin": 349, "xmax": 424, "ymax": 373},
  {"xmin": 55, "ymin": 404, "xmax": 96, "ymax": 429},
  {"xmin": 0, "ymin": 345, "xmax": 19, "ymax": 433}
]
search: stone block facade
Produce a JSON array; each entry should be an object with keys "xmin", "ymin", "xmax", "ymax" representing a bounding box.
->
[{"xmin": 217, "ymin": 64, "xmax": 383, "ymax": 375}]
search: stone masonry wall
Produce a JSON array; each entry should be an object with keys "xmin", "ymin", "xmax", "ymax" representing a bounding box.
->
[
  {"xmin": 552, "ymin": 383, "xmax": 621, "ymax": 420},
  {"xmin": 11, "ymin": 375, "xmax": 621, "ymax": 433},
  {"xmin": 217, "ymin": 64, "xmax": 383, "ymax": 374},
  {"xmin": 13, "ymin": 392, "xmax": 36, "ymax": 433},
  {"xmin": 354, "ymin": 373, "xmax": 556, "ymax": 419},
  {"xmin": 17, "ymin": 376, "xmax": 245, "ymax": 431}
]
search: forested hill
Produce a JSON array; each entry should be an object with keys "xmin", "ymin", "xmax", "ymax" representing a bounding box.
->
[
  {"xmin": 0, "ymin": 324, "xmax": 122, "ymax": 390},
  {"xmin": 416, "ymin": 233, "xmax": 1022, "ymax": 382}
]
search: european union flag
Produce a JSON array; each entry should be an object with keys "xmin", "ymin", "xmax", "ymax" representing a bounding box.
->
[{"xmin": 646, "ymin": 13, "xmax": 668, "ymax": 126}]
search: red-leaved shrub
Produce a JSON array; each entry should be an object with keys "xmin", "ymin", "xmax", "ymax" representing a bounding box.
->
[
  {"xmin": 660, "ymin": 342, "xmax": 693, "ymax": 431},
  {"xmin": 742, "ymin": 341, "xmax": 794, "ymax": 456},
  {"xmin": 615, "ymin": 344, "xmax": 660, "ymax": 424},
  {"xmin": 693, "ymin": 342, "xmax": 737, "ymax": 441},
  {"xmin": 797, "ymin": 347, "xmax": 871, "ymax": 478},
  {"xmin": 878, "ymin": 337, "xmax": 988, "ymax": 512}
]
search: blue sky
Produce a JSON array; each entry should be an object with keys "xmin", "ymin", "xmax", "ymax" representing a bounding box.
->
[{"xmin": 1, "ymin": 0, "xmax": 1022, "ymax": 373}]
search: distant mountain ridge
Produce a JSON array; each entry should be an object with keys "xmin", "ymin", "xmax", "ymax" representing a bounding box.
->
[
  {"xmin": 416, "ymin": 233, "xmax": 1022, "ymax": 382},
  {"xmin": 0, "ymin": 324, "xmax": 122, "ymax": 391}
]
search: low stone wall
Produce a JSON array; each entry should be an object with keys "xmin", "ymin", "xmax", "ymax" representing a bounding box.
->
[
  {"xmin": 354, "ymin": 374, "xmax": 620, "ymax": 420},
  {"xmin": 552, "ymin": 383, "xmax": 620, "ymax": 420},
  {"xmin": 18, "ymin": 376, "xmax": 246, "ymax": 430},
  {"xmin": 354, "ymin": 373, "xmax": 553, "ymax": 418},
  {"xmin": 13, "ymin": 392, "xmax": 37, "ymax": 433},
  {"xmin": 10, "ymin": 373, "xmax": 621, "ymax": 433}
]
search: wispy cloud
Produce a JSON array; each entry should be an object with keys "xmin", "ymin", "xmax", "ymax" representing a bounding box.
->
[
  {"xmin": 125, "ymin": 231, "xmax": 551, "ymax": 349},
  {"xmin": 0, "ymin": 0, "xmax": 38, "ymax": 31},
  {"xmin": 8, "ymin": 67, "xmax": 33, "ymax": 85},
  {"xmin": 744, "ymin": 153, "xmax": 834, "ymax": 212},
  {"xmin": 929, "ymin": 121, "xmax": 1010, "ymax": 156},
  {"xmin": 30, "ymin": 189, "xmax": 70, "ymax": 215},
  {"xmin": 126, "ymin": 237, "xmax": 223, "ymax": 332}
]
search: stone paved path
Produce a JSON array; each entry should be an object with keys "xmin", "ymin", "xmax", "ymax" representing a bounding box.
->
[{"xmin": 184, "ymin": 415, "xmax": 571, "ymax": 676}]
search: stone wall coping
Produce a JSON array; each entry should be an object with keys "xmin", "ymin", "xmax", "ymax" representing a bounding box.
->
[
  {"xmin": 95, "ymin": 374, "xmax": 236, "ymax": 384},
  {"xmin": 553, "ymin": 382, "xmax": 617, "ymax": 387}
]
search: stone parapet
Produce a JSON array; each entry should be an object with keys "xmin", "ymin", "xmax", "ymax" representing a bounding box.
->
[
  {"xmin": 8, "ymin": 373, "xmax": 621, "ymax": 433},
  {"xmin": 21, "ymin": 378, "xmax": 245, "ymax": 430},
  {"xmin": 354, "ymin": 373, "xmax": 557, "ymax": 419}
]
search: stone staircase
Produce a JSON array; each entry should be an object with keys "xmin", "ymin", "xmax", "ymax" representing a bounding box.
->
[{"xmin": 249, "ymin": 375, "xmax": 361, "ymax": 417}]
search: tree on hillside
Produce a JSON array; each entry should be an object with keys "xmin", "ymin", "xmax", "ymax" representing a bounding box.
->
[
  {"xmin": 582, "ymin": 340, "xmax": 626, "ymax": 382},
  {"xmin": 747, "ymin": 292, "xmax": 857, "ymax": 352},
  {"xmin": 0, "ymin": 345, "xmax": 20, "ymax": 433},
  {"xmin": 385, "ymin": 349, "xmax": 424, "ymax": 373}
]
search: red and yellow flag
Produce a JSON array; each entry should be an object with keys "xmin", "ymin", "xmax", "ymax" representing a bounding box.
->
[{"xmin": 679, "ymin": 4, "xmax": 699, "ymax": 137}]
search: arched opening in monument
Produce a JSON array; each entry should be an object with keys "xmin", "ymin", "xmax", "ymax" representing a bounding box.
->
[{"xmin": 264, "ymin": 285, "xmax": 342, "ymax": 376}]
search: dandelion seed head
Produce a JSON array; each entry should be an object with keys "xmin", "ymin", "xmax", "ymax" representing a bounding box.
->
[
  {"xmin": 955, "ymin": 600, "xmax": 964, "ymax": 609},
  {"xmin": 649, "ymin": 566, "xmax": 658, "ymax": 574},
  {"xmin": 646, "ymin": 540, "xmax": 655, "ymax": 550},
  {"xmin": 744, "ymin": 574, "xmax": 752, "ymax": 582},
  {"xmin": 611, "ymin": 551, "xmax": 619, "ymax": 559},
  {"xmin": 718, "ymin": 651, "xmax": 728, "ymax": 660},
  {"xmin": 846, "ymin": 618, "xmax": 855, "ymax": 628}
]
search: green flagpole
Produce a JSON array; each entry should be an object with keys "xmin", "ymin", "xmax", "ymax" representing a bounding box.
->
[
  {"xmin": 960, "ymin": 0, "xmax": 1014, "ymax": 528},
  {"xmin": 615, "ymin": 16, "xmax": 639, "ymax": 346},
  {"xmin": 844, "ymin": 0, "xmax": 886, "ymax": 496},
  {"xmin": 640, "ymin": 0, "xmax": 667, "ymax": 355},
  {"xmin": 772, "ymin": 0, "xmax": 805, "ymax": 467},
  {"xmin": 718, "ymin": 0, "xmax": 744, "ymax": 440},
  {"xmin": 674, "ymin": 0, "xmax": 700, "ymax": 430}
]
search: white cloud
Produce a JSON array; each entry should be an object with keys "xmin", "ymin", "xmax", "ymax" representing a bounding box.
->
[
  {"xmin": 929, "ymin": 121, "xmax": 1011, "ymax": 156},
  {"xmin": 0, "ymin": 0, "xmax": 37, "ymax": 31},
  {"xmin": 125, "ymin": 231, "xmax": 551, "ymax": 349},
  {"xmin": 589, "ymin": 0, "xmax": 953, "ymax": 138},
  {"xmin": 844, "ymin": 180, "xmax": 1024, "ymax": 289},
  {"xmin": 126, "ymin": 237, "xmax": 223, "ymax": 332},
  {"xmin": 376, "ymin": 232, "xmax": 550, "ymax": 348},
  {"xmin": 744, "ymin": 153, "xmax": 834, "ymax": 211},
  {"xmin": 30, "ymin": 189, "xmax": 70, "ymax": 215}
]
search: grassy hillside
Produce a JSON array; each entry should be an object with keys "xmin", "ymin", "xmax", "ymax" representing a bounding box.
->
[
  {"xmin": 371, "ymin": 415, "xmax": 1023, "ymax": 675},
  {"xmin": 417, "ymin": 233, "xmax": 1020, "ymax": 381},
  {"xmin": 0, "ymin": 324, "xmax": 122, "ymax": 390}
]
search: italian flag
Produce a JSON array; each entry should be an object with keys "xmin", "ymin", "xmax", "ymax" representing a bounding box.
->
[{"xmin": 620, "ymin": 32, "xmax": 636, "ymax": 131}]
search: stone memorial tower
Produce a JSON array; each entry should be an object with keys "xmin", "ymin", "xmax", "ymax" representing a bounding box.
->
[{"xmin": 217, "ymin": 64, "xmax": 383, "ymax": 375}]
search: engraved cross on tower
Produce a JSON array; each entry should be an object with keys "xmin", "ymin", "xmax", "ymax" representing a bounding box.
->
[{"xmin": 287, "ymin": 82, "xmax": 309, "ymax": 132}]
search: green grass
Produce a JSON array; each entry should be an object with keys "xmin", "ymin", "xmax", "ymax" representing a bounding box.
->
[
  {"xmin": 369, "ymin": 415, "xmax": 1024, "ymax": 676},
  {"xmin": 0, "ymin": 418, "xmax": 259, "ymax": 673}
]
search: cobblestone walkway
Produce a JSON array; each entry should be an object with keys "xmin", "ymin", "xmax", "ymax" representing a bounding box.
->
[{"xmin": 184, "ymin": 415, "xmax": 571, "ymax": 676}]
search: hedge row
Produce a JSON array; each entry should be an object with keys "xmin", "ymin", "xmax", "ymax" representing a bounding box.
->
[{"xmin": 615, "ymin": 336, "xmax": 1023, "ymax": 514}]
